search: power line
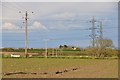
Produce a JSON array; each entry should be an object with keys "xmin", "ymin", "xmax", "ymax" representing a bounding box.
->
[
  {"xmin": 1, "ymin": 2, "xmax": 28, "ymax": 12},
  {"xmin": 9, "ymin": 2, "xmax": 26, "ymax": 11},
  {"xmin": 3, "ymin": 37, "xmax": 90, "ymax": 41},
  {"xmin": 2, "ymin": 18, "xmax": 118, "ymax": 21},
  {"xmin": 1, "ymin": 3, "xmax": 20, "ymax": 11},
  {"xmin": 1, "ymin": 26, "xmax": 118, "ymax": 31}
]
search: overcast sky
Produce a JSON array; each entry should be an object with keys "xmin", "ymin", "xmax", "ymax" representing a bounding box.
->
[{"xmin": 0, "ymin": 2, "xmax": 118, "ymax": 48}]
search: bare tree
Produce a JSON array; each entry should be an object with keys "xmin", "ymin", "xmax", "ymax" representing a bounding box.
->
[
  {"xmin": 96, "ymin": 38, "xmax": 114, "ymax": 48},
  {"xmin": 96, "ymin": 38, "xmax": 115, "ymax": 57},
  {"xmin": 85, "ymin": 39, "xmax": 115, "ymax": 57}
]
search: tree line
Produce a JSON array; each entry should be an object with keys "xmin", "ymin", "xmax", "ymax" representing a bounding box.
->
[{"xmin": 1, "ymin": 39, "xmax": 119, "ymax": 57}]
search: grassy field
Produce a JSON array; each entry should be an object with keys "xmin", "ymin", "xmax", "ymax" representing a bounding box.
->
[{"xmin": 2, "ymin": 58, "xmax": 118, "ymax": 78}]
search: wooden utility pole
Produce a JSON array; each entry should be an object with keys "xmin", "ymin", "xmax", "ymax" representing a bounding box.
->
[
  {"xmin": 25, "ymin": 11, "xmax": 28, "ymax": 58},
  {"xmin": 19, "ymin": 11, "xmax": 33, "ymax": 58},
  {"xmin": 45, "ymin": 39, "xmax": 49, "ymax": 58}
]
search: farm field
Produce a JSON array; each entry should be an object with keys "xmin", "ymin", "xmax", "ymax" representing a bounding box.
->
[{"xmin": 2, "ymin": 58, "xmax": 118, "ymax": 78}]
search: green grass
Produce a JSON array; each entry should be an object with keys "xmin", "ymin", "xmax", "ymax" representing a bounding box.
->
[{"xmin": 2, "ymin": 58, "xmax": 118, "ymax": 78}]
